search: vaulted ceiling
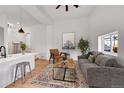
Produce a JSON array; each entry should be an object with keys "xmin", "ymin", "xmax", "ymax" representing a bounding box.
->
[
  {"xmin": 39, "ymin": 5, "xmax": 95, "ymax": 21},
  {"xmin": 0, "ymin": 5, "xmax": 96, "ymax": 26},
  {"xmin": 0, "ymin": 6, "xmax": 40, "ymax": 26}
]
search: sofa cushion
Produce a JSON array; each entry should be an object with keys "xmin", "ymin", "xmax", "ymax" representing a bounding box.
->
[
  {"xmin": 78, "ymin": 59, "xmax": 90, "ymax": 64},
  {"xmin": 80, "ymin": 63, "xmax": 98, "ymax": 79},
  {"xmin": 92, "ymin": 51, "xmax": 103, "ymax": 58},
  {"xmin": 95, "ymin": 55, "xmax": 118, "ymax": 67}
]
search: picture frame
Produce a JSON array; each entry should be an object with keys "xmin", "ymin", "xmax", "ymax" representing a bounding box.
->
[{"xmin": 62, "ymin": 32, "xmax": 75, "ymax": 49}]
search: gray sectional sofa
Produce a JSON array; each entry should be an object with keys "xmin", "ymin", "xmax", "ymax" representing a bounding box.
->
[{"xmin": 78, "ymin": 51, "xmax": 124, "ymax": 88}]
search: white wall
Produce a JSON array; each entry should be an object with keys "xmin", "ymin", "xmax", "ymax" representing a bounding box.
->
[
  {"xmin": 46, "ymin": 18, "xmax": 90, "ymax": 60},
  {"xmin": 7, "ymin": 22, "xmax": 47, "ymax": 57},
  {"xmin": 0, "ymin": 13, "xmax": 48, "ymax": 58},
  {"xmin": 0, "ymin": 14, "xmax": 29, "ymax": 54},
  {"xmin": 89, "ymin": 6, "xmax": 124, "ymax": 65},
  {"xmin": 0, "ymin": 27, "xmax": 4, "ymax": 46},
  {"xmin": 26, "ymin": 25, "xmax": 47, "ymax": 59},
  {"xmin": 8, "ymin": 26, "xmax": 25, "ymax": 43},
  {"xmin": 46, "ymin": 25, "xmax": 54, "ymax": 59},
  {"xmin": 8, "ymin": 24, "xmax": 31, "ymax": 54},
  {"xmin": 0, "ymin": 15, "xmax": 8, "ymax": 54}
]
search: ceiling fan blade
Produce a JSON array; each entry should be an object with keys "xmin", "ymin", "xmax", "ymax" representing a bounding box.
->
[
  {"xmin": 65, "ymin": 5, "xmax": 68, "ymax": 11},
  {"xmin": 74, "ymin": 5, "xmax": 79, "ymax": 8},
  {"xmin": 56, "ymin": 5, "xmax": 61, "ymax": 9}
]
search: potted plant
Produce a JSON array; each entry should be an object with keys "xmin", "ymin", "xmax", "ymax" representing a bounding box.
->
[
  {"xmin": 20, "ymin": 41, "xmax": 27, "ymax": 55},
  {"xmin": 78, "ymin": 37, "xmax": 89, "ymax": 55}
]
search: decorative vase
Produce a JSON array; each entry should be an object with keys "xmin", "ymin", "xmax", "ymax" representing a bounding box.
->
[
  {"xmin": 22, "ymin": 50, "xmax": 25, "ymax": 55},
  {"xmin": 81, "ymin": 50, "xmax": 85, "ymax": 55},
  {"xmin": 113, "ymin": 47, "xmax": 118, "ymax": 53}
]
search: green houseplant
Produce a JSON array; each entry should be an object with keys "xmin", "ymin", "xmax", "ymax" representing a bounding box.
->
[
  {"xmin": 20, "ymin": 41, "xmax": 27, "ymax": 54},
  {"xmin": 78, "ymin": 37, "xmax": 89, "ymax": 55}
]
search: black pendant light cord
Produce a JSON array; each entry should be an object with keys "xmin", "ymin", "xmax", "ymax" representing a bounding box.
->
[{"xmin": 18, "ymin": 7, "xmax": 24, "ymax": 33}]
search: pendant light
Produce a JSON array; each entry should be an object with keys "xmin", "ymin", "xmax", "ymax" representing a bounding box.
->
[
  {"xmin": 18, "ymin": 28, "xmax": 24, "ymax": 33},
  {"xmin": 18, "ymin": 7, "xmax": 25, "ymax": 33}
]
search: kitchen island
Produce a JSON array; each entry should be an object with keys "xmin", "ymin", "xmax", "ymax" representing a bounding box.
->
[{"xmin": 0, "ymin": 53, "xmax": 36, "ymax": 88}]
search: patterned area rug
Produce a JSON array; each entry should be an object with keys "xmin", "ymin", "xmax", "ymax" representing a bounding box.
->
[{"xmin": 32, "ymin": 63, "xmax": 88, "ymax": 88}]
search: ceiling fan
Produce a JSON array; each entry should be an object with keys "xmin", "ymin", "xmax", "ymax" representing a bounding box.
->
[{"xmin": 56, "ymin": 5, "xmax": 79, "ymax": 12}]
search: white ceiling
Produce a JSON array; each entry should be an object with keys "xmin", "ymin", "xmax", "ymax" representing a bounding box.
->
[
  {"xmin": 39, "ymin": 5, "xmax": 96, "ymax": 21},
  {"xmin": 0, "ymin": 5, "xmax": 96, "ymax": 26},
  {"xmin": 0, "ymin": 6, "xmax": 40, "ymax": 26}
]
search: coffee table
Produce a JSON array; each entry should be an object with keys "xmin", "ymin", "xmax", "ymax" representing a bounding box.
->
[{"xmin": 53, "ymin": 59, "xmax": 76, "ymax": 82}]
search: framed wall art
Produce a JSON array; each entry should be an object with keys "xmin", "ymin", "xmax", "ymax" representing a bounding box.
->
[{"xmin": 62, "ymin": 32, "xmax": 75, "ymax": 49}]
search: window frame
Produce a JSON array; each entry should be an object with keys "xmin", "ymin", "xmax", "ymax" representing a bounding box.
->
[{"xmin": 98, "ymin": 31, "xmax": 118, "ymax": 56}]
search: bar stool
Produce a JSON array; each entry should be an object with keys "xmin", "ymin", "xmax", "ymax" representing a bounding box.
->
[
  {"xmin": 14, "ymin": 62, "xmax": 32, "ymax": 83},
  {"xmin": 23, "ymin": 62, "xmax": 32, "ymax": 77}
]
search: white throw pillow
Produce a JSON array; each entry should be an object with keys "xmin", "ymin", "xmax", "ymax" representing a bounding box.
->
[{"xmin": 88, "ymin": 54, "xmax": 95, "ymax": 62}]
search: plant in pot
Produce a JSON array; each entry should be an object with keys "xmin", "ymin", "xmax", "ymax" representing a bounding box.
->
[
  {"xmin": 20, "ymin": 41, "xmax": 27, "ymax": 55},
  {"xmin": 77, "ymin": 37, "xmax": 89, "ymax": 55}
]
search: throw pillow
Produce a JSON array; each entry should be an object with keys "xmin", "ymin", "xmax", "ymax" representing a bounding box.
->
[
  {"xmin": 88, "ymin": 54, "xmax": 95, "ymax": 62},
  {"xmin": 85, "ymin": 52, "xmax": 93, "ymax": 59}
]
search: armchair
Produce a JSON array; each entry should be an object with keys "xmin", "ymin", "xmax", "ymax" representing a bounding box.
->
[{"xmin": 49, "ymin": 49, "xmax": 67, "ymax": 63}]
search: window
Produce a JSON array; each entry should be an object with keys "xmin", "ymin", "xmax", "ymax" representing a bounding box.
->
[
  {"xmin": 98, "ymin": 31, "xmax": 118, "ymax": 56},
  {"xmin": 104, "ymin": 35, "xmax": 111, "ymax": 52},
  {"xmin": 25, "ymin": 33, "xmax": 31, "ymax": 48}
]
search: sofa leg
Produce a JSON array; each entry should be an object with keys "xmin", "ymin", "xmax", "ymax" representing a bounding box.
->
[{"xmin": 89, "ymin": 86, "xmax": 98, "ymax": 88}]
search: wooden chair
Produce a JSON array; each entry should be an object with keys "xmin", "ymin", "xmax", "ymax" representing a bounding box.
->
[{"xmin": 49, "ymin": 49, "xmax": 67, "ymax": 63}]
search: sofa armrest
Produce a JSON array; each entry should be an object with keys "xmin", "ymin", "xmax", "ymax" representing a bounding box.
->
[
  {"xmin": 108, "ymin": 67, "xmax": 124, "ymax": 87},
  {"xmin": 87, "ymin": 66, "xmax": 124, "ymax": 87}
]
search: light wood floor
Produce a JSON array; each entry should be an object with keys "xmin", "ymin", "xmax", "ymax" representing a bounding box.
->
[{"xmin": 6, "ymin": 59, "xmax": 49, "ymax": 88}]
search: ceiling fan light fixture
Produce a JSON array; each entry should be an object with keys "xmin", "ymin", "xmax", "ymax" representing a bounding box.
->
[
  {"xmin": 56, "ymin": 5, "xmax": 61, "ymax": 9},
  {"xmin": 56, "ymin": 5, "xmax": 79, "ymax": 12},
  {"xmin": 74, "ymin": 5, "xmax": 79, "ymax": 8}
]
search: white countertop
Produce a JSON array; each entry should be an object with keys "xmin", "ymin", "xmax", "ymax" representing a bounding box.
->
[
  {"xmin": 0, "ymin": 53, "xmax": 37, "ymax": 63},
  {"xmin": 0, "ymin": 52, "xmax": 36, "ymax": 87}
]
